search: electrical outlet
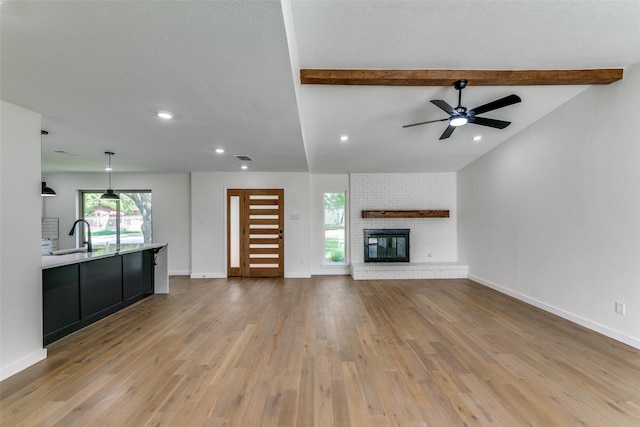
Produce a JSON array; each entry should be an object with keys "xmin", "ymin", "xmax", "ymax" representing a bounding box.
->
[{"xmin": 615, "ymin": 301, "xmax": 626, "ymax": 315}]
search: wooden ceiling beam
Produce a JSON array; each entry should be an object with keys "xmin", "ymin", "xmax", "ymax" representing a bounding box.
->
[{"xmin": 300, "ymin": 69, "xmax": 623, "ymax": 86}]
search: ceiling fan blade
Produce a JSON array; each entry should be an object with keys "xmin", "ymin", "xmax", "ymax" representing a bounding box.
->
[
  {"xmin": 439, "ymin": 125, "xmax": 456, "ymax": 140},
  {"xmin": 430, "ymin": 100, "xmax": 456, "ymax": 115},
  {"xmin": 470, "ymin": 116, "xmax": 511, "ymax": 129},
  {"xmin": 402, "ymin": 118, "xmax": 449, "ymax": 128},
  {"xmin": 469, "ymin": 94, "xmax": 521, "ymax": 116}
]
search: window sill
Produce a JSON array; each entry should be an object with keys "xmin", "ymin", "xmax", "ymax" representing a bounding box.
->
[{"xmin": 321, "ymin": 262, "xmax": 349, "ymax": 267}]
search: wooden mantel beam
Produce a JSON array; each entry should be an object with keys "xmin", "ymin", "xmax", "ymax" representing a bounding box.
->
[
  {"xmin": 362, "ymin": 210, "xmax": 450, "ymax": 219},
  {"xmin": 300, "ymin": 69, "xmax": 623, "ymax": 86}
]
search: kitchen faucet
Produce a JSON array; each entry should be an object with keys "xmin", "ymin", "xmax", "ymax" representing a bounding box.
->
[{"xmin": 68, "ymin": 219, "xmax": 92, "ymax": 252}]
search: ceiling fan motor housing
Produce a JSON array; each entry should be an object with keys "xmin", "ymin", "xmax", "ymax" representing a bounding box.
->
[{"xmin": 453, "ymin": 79, "xmax": 468, "ymax": 90}]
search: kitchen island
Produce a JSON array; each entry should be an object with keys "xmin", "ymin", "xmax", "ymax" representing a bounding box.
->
[{"xmin": 42, "ymin": 243, "xmax": 168, "ymax": 345}]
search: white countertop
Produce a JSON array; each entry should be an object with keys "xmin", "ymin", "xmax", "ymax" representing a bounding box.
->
[{"xmin": 42, "ymin": 243, "xmax": 167, "ymax": 269}]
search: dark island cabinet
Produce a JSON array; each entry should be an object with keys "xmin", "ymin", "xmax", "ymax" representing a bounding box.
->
[
  {"xmin": 43, "ymin": 264, "xmax": 81, "ymax": 343},
  {"xmin": 81, "ymin": 255, "xmax": 123, "ymax": 322},
  {"xmin": 122, "ymin": 250, "xmax": 154, "ymax": 301},
  {"xmin": 43, "ymin": 250, "xmax": 155, "ymax": 345}
]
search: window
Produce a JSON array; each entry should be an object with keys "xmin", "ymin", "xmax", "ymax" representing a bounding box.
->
[
  {"xmin": 323, "ymin": 192, "xmax": 346, "ymax": 263},
  {"xmin": 80, "ymin": 191, "xmax": 152, "ymax": 248}
]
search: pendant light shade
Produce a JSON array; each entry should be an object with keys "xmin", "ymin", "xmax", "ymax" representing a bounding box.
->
[
  {"xmin": 101, "ymin": 189, "xmax": 119, "ymax": 200},
  {"xmin": 41, "ymin": 181, "xmax": 56, "ymax": 196},
  {"xmin": 101, "ymin": 151, "xmax": 119, "ymax": 200},
  {"xmin": 41, "ymin": 130, "xmax": 56, "ymax": 197}
]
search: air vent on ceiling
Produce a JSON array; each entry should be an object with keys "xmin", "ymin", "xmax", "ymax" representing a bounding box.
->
[{"xmin": 235, "ymin": 155, "xmax": 252, "ymax": 161}]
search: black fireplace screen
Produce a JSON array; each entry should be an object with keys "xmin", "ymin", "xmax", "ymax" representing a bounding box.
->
[{"xmin": 364, "ymin": 229, "xmax": 410, "ymax": 262}]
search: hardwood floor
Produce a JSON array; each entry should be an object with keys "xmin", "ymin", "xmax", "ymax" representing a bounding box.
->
[{"xmin": 2, "ymin": 276, "xmax": 639, "ymax": 426}]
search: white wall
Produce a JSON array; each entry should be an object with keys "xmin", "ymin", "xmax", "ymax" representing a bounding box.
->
[
  {"xmin": 191, "ymin": 171, "xmax": 311, "ymax": 278},
  {"xmin": 458, "ymin": 63, "xmax": 640, "ymax": 348},
  {"xmin": 350, "ymin": 173, "xmax": 458, "ymax": 264},
  {"xmin": 41, "ymin": 172, "xmax": 191, "ymax": 275},
  {"xmin": 0, "ymin": 101, "xmax": 47, "ymax": 380},
  {"xmin": 310, "ymin": 174, "xmax": 350, "ymax": 275}
]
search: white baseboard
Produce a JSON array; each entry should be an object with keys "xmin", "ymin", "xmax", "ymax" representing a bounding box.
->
[
  {"xmin": 190, "ymin": 273, "xmax": 227, "ymax": 279},
  {"xmin": 188, "ymin": 272, "xmax": 312, "ymax": 279},
  {"xmin": 285, "ymin": 273, "xmax": 312, "ymax": 278},
  {"xmin": 169, "ymin": 270, "xmax": 191, "ymax": 276},
  {"xmin": 469, "ymin": 274, "xmax": 640, "ymax": 350},
  {"xmin": 0, "ymin": 348, "xmax": 47, "ymax": 381}
]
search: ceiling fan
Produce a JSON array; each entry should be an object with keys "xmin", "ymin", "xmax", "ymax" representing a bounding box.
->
[{"xmin": 403, "ymin": 79, "xmax": 522, "ymax": 140}]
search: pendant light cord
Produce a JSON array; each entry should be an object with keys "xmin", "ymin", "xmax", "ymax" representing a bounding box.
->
[
  {"xmin": 105, "ymin": 151, "xmax": 115, "ymax": 191},
  {"xmin": 108, "ymin": 153, "xmax": 112, "ymax": 190}
]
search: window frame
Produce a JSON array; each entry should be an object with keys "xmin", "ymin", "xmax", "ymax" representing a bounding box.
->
[
  {"xmin": 78, "ymin": 189, "xmax": 153, "ymax": 248},
  {"xmin": 322, "ymin": 190, "xmax": 348, "ymax": 265}
]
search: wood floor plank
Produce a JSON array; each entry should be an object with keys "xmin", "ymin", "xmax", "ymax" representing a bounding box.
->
[
  {"xmin": 277, "ymin": 388, "xmax": 299, "ymax": 427},
  {"xmin": 331, "ymin": 380, "xmax": 351, "ymax": 427},
  {"xmin": 296, "ymin": 356, "xmax": 315, "ymax": 427},
  {"xmin": 2, "ymin": 276, "xmax": 640, "ymax": 426},
  {"xmin": 313, "ymin": 348, "xmax": 335, "ymax": 426},
  {"xmin": 352, "ymin": 348, "xmax": 387, "ymax": 417},
  {"xmin": 341, "ymin": 361, "xmax": 369, "ymax": 426}
]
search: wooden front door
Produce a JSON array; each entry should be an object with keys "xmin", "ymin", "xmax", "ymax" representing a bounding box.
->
[{"xmin": 227, "ymin": 189, "xmax": 284, "ymax": 277}]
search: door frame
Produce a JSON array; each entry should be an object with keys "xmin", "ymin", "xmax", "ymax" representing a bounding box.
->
[{"xmin": 227, "ymin": 188, "xmax": 284, "ymax": 277}]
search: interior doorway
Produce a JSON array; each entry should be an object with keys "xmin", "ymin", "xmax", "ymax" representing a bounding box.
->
[{"xmin": 227, "ymin": 189, "xmax": 284, "ymax": 277}]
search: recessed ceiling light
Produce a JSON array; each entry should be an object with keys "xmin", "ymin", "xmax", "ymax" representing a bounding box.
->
[
  {"xmin": 340, "ymin": 135, "xmax": 349, "ymax": 142},
  {"xmin": 241, "ymin": 165, "xmax": 248, "ymax": 170},
  {"xmin": 157, "ymin": 111, "xmax": 173, "ymax": 119},
  {"xmin": 473, "ymin": 135, "xmax": 482, "ymax": 141},
  {"xmin": 215, "ymin": 148, "xmax": 225, "ymax": 154}
]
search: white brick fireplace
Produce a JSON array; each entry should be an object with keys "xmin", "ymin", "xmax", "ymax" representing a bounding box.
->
[{"xmin": 349, "ymin": 173, "xmax": 468, "ymax": 280}]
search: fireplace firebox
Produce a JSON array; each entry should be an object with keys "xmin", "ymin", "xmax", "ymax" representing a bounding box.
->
[{"xmin": 364, "ymin": 229, "xmax": 410, "ymax": 262}]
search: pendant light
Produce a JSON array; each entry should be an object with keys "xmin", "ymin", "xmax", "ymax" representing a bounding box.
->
[
  {"xmin": 41, "ymin": 181, "xmax": 56, "ymax": 196},
  {"xmin": 101, "ymin": 151, "xmax": 119, "ymax": 200},
  {"xmin": 41, "ymin": 130, "xmax": 56, "ymax": 197}
]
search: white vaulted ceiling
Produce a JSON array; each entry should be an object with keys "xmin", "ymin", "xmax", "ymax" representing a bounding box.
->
[{"xmin": 2, "ymin": 1, "xmax": 640, "ymax": 174}]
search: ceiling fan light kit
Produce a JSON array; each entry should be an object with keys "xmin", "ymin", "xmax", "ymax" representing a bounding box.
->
[
  {"xmin": 403, "ymin": 79, "xmax": 522, "ymax": 140},
  {"xmin": 450, "ymin": 117, "xmax": 468, "ymax": 127}
]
